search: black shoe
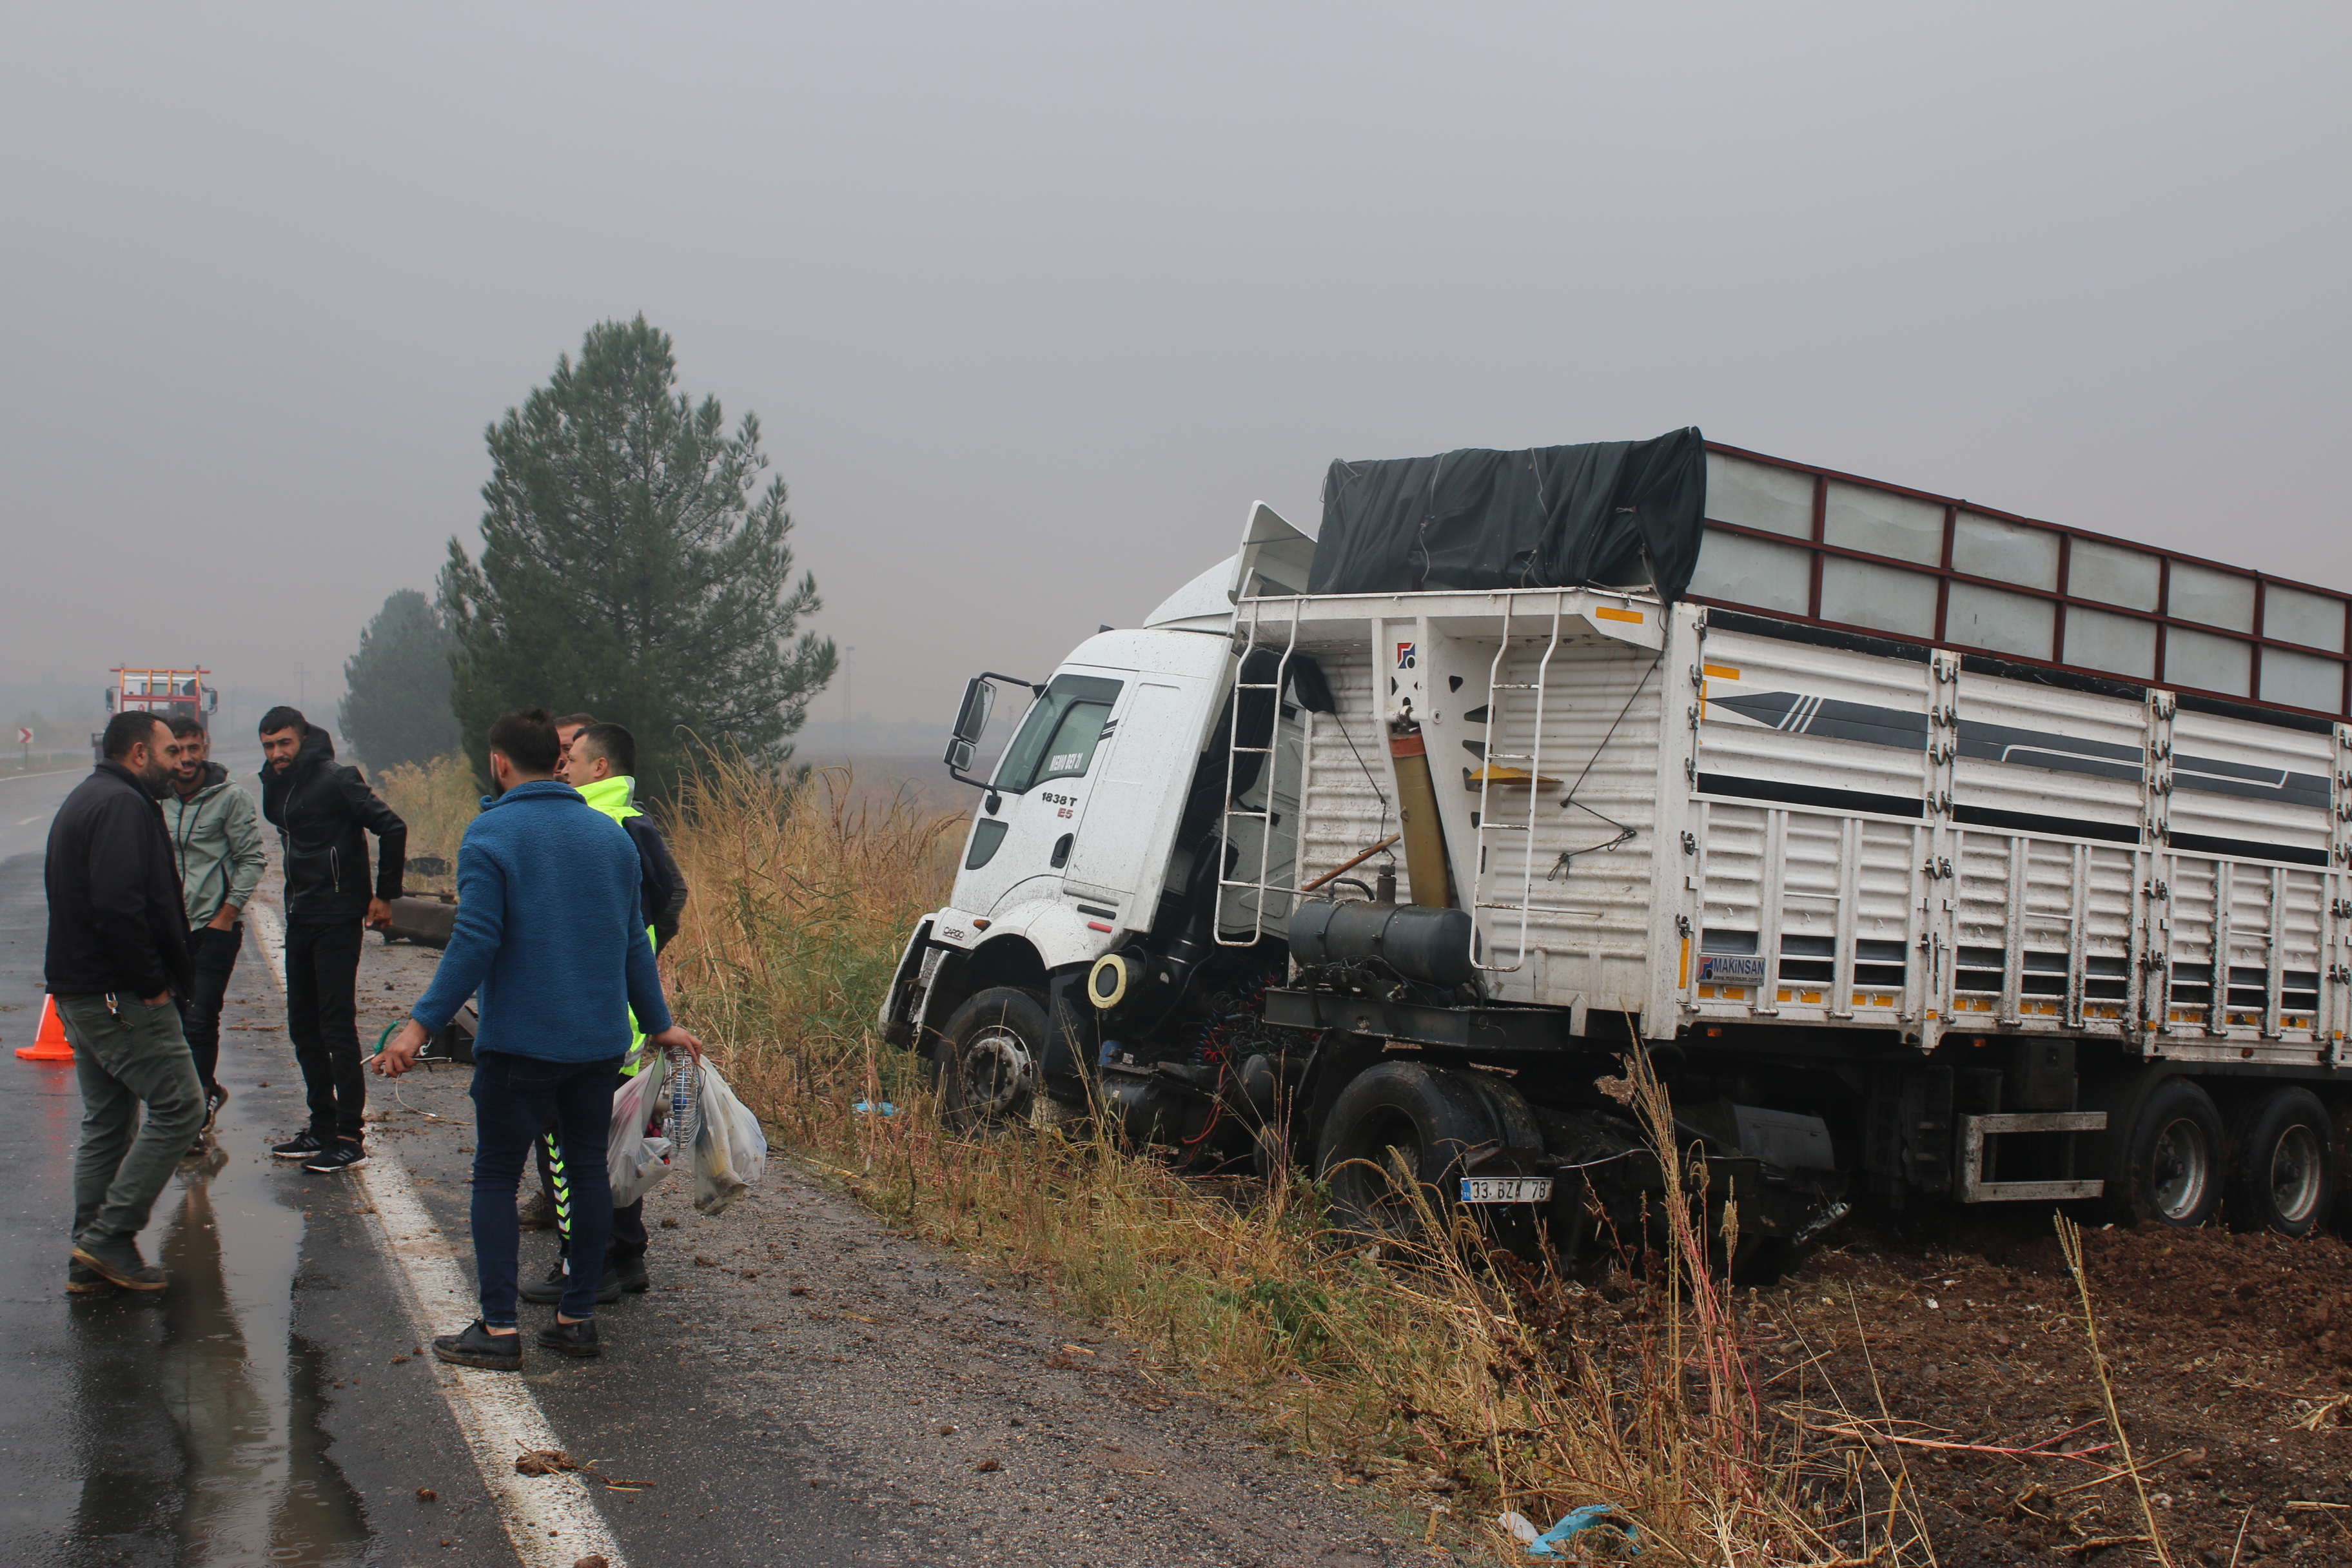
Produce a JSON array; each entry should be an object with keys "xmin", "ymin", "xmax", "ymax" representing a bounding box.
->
[
  {"xmin": 534, "ymin": 1318, "xmax": 601, "ymax": 1358},
  {"xmin": 302, "ymin": 1142, "xmax": 369, "ymax": 1174},
  {"xmin": 66, "ymin": 1260, "xmax": 115, "ymax": 1296},
  {"xmin": 517, "ymin": 1191, "xmax": 559, "ymax": 1230},
  {"xmin": 433, "ymin": 1320, "xmax": 522, "ymax": 1369},
  {"xmin": 518, "ymin": 1261, "xmax": 622, "ymax": 1306},
  {"xmin": 612, "ymin": 1253, "xmax": 650, "ymax": 1294},
  {"xmin": 271, "ymin": 1130, "xmax": 324, "ymax": 1160},
  {"xmin": 202, "ymin": 1083, "xmax": 228, "ymax": 1133},
  {"xmin": 71, "ymin": 1239, "xmax": 168, "ymax": 1291}
]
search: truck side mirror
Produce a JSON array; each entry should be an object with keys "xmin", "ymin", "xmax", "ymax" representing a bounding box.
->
[
  {"xmin": 952, "ymin": 677, "xmax": 994, "ymax": 745},
  {"xmin": 206, "ymin": 687, "xmax": 219, "ymax": 714}
]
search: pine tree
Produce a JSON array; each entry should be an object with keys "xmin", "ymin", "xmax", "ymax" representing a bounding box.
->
[
  {"xmin": 338, "ymin": 589, "xmax": 461, "ymax": 771},
  {"xmin": 439, "ymin": 317, "xmax": 835, "ymax": 794}
]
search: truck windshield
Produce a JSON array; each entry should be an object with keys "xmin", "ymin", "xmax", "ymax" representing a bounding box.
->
[{"xmin": 992, "ymin": 673, "xmax": 1122, "ymax": 793}]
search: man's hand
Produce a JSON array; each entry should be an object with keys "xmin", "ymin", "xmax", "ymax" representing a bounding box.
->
[
  {"xmin": 208, "ymin": 904, "xmax": 240, "ymax": 932},
  {"xmin": 364, "ymin": 897, "xmax": 394, "ymax": 931},
  {"xmin": 373, "ymin": 1019, "xmax": 431, "ymax": 1077},
  {"xmin": 649, "ymin": 1024, "xmax": 707, "ymax": 1068}
]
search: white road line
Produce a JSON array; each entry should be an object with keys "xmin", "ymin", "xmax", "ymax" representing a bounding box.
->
[
  {"xmin": 248, "ymin": 902, "xmax": 628, "ymax": 1568},
  {"xmin": 0, "ymin": 767, "xmax": 83, "ymax": 784}
]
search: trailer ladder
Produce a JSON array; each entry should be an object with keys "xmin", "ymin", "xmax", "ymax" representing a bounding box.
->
[
  {"xmin": 1469, "ymin": 592, "xmax": 1573, "ymax": 974},
  {"xmin": 1215, "ymin": 595, "xmax": 1305, "ymax": 946}
]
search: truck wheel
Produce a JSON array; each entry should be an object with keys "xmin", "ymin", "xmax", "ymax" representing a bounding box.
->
[
  {"xmin": 2224, "ymin": 1087, "xmax": 2337, "ymax": 1238},
  {"xmin": 2119, "ymin": 1078, "xmax": 2224, "ymax": 1228},
  {"xmin": 937, "ymin": 987, "xmax": 1047, "ymax": 1131},
  {"xmin": 1314, "ymin": 1062, "xmax": 1498, "ymax": 1241}
]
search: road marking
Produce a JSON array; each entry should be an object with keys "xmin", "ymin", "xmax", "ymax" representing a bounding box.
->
[
  {"xmin": 15, "ymin": 815, "xmax": 39, "ymax": 825},
  {"xmin": 248, "ymin": 901, "xmax": 628, "ymax": 1568},
  {"xmin": 0, "ymin": 767, "xmax": 83, "ymax": 784}
]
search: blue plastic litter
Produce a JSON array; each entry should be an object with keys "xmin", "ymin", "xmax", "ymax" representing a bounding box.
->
[
  {"xmin": 851, "ymin": 1101, "xmax": 897, "ymax": 1116},
  {"xmin": 1513, "ymin": 1504, "xmax": 1640, "ymax": 1558}
]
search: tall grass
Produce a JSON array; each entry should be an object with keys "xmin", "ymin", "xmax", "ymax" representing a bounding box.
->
[
  {"xmin": 375, "ymin": 754, "xmax": 482, "ymax": 896},
  {"xmin": 662, "ymin": 758, "xmax": 1861, "ymax": 1562}
]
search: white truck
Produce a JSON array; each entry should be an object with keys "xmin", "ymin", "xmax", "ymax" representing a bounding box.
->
[{"xmin": 880, "ymin": 431, "xmax": 2351, "ymax": 1273}]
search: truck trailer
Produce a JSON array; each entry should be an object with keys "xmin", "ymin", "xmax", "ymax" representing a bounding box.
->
[{"xmin": 880, "ymin": 430, "xmax": 2351, "ymax": 1273}]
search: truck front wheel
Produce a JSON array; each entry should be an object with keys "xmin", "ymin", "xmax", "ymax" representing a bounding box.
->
[
  {"xmin": 937, "ymin": 987, "xmax": 1046, "ymax": 1130},
  {"xmin": 2119, "ymin": 1078, "xmax": 2224, "ymax": 1228},
  {"xmin": 2224, "ymin": 1087, "xmax": 2337, "ymax": 1238}
]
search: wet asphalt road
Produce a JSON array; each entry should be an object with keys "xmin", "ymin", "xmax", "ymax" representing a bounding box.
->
[
  {"xmin": 0, "ymin": 764, "xmax": 1416, "ymax": 1567},
  {"xmin": 0, "ymin": 804, "xmax": 880, "ymax": 1565}
]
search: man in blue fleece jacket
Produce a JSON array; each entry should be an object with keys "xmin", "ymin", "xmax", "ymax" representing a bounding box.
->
[{"xmin": 372, "ymin": 707, "xmax": 704, "ymax": 1369}]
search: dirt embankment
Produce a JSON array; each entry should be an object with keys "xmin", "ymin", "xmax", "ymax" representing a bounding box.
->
[{"xmin": 1758, "ymin": 1211, "xmax": 2352, "ymax": 1565}]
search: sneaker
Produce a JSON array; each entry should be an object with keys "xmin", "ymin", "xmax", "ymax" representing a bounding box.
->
[
  {"xmin": 271, "ymin": 1131, "xmax": 324, "ymax": 1160},
  {"xmin": 517, "ymin": 1191, "xmax": 560, "ymax": 1230},
  {"xmin": 611, "ymin": 1253, "xmax": 651, "ymax": 1295},
  {"xmin": 534, "ymin": 1318, "xmax": 601, "ymax": 1358},
  {"xmin": 432, "ymin": 1320, "xmax": 522, "ymax": 1370},
  {"xmin": 518, "ymin": 1261, "xmax": 622, "ymax": 1306},
  {"xmin": 70, "ymin": 1239, "xmax": 168, "ymax": 1291},
  {"xmin": 202, "ymin": 1083, "xmax": 228, "ymax": 1134},
  {"xmin": 66, "ymin": 1259, "xmax": 115, "ymax": 1295},
  {"xmin": 302, "ymin": 1143, "xmax": 370, "ymax": 1174}
]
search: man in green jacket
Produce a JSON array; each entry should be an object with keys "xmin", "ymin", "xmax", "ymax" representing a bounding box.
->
[{"xmin": 164, "ymin": 716, "xmax": 266, "ymax": 1148}]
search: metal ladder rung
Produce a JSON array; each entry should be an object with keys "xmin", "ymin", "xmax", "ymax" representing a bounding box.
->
[{"xmin": 1482, "ymin": 822, "xmax": 1530, "ymax": 831}]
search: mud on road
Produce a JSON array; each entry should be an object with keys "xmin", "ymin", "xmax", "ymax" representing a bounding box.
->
[{"xmin": 1758, "ymin": 1211, "xmax": 2352, "ymax": 1565}]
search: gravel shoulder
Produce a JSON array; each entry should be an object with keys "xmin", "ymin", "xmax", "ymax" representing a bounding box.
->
[{"xmin": 352, "ymin": 931, "xmax": 1435, "ymax": 1566}]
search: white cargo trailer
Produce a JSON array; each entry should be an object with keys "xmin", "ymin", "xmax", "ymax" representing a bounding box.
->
[{"xmin": 883, "ymin": 436, "xmax": 2351, "ymax": 1270}]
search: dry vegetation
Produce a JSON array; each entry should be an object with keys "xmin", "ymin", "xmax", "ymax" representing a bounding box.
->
[
  {"xmin": 658, "ymin": 758, "xmax": 2207, "ymax": 1565},
  {"xmin": 374, "ymin": 753, "xmax": 482, "ymax": 896}
]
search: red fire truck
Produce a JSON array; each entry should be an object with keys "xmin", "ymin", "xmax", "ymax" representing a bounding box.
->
[{"xmin": 92, "ymin": 667, "xmax": 217, "ymax": 760}]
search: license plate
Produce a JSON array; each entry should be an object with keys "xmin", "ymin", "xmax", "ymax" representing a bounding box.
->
[{"xmin": 1459, "ymin": 1177, "xmax": 1554, "ymax": 1204}]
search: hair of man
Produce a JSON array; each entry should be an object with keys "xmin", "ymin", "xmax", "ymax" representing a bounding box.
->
[
  {"xmin": 257, "ymin": 705, "xmax": 308, "ymax": 738},
  {"xmin": 573, "ymin": 722, "xmax": 636, "ymax": 778},
  {"xmin": 102, "ymin": 710, "xmax": 171, "ymax": 760},
  {"xmin": 167, "ymin": 714, "xmax": 208, "ymax": 740},
  {"xmin": 485, "ymin": 707, "xmax": 561, "ymax": 775},
  {"xmin": 553, "ymin": 712, "xmax": 599, "ymax": 732}
]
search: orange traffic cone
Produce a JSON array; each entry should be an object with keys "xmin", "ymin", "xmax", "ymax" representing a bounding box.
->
[{"xmin": 15, "ymin": 995, "xmax": 74, "ymax": 1062}]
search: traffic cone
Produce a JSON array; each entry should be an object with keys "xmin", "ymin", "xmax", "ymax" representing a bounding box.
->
[{"xmin": 15, "ymin": 995, "xmax": 74, "ymax": 1063}]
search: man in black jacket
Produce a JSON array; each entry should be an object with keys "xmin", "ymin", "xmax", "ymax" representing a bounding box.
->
[
  {"xmin": 47, "ymin": 710, "xmax": 204, "ymax": 1293},
  {"xmin": 257, "ymin": 707, "xmax": 406, "ymax": 1174}
]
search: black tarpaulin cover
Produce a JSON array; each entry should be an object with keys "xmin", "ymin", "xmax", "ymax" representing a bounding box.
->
[{"xmin": 1308, "ymin": 427, "xmax": 1707, "ymax": 600}]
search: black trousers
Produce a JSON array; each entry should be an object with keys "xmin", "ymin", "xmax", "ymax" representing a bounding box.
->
[
  {"xmin": 284, "ymin": 919, "xmax": 366, "ymax": 1143},
  {"xmin": 177, "ymin": 922, "xmax": 244, "ymax": 1096},
  {"xmin": 536, "ymin": 1077, "xmax": 649, "ymax": 1262}
]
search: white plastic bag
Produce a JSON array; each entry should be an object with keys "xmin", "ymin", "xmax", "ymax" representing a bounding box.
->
[
  {"xmin": 607, "ymin": 1052, "xmax": 675, "ymax": 1209},
  {"xmin": 691, "ymin": 1061, "xmax": 767, "ymax": 1215}
]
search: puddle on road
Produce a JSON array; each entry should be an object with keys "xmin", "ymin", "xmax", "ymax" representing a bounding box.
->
[
  {"xmin": 70, "ymin": 1122, "xmax": 372, "ymax": 1564},
  {"xmin": 152, "ymin": 1144, "xmax": 368, "ymax": 1565}
]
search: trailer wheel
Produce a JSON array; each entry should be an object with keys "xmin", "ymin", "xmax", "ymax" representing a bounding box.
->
[
  {"xmin": 937, "ymin": 987, "xmax": 1047, "ymax": 1130},
  {"xmin": 1315, "ymin": 1062, "xmax": 1498, "ymax": 1241},
  {"xmin": 2224, "ymin": 1087, "xmax": 2338, "ymax": 1238},
  {"xmin": 2119, "ymin": 1078, "xmax": 2224, "ymax": 1228}
]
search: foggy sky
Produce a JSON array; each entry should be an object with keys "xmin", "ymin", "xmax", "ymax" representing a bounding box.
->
[{"xmin": 5, "ymin": 3, "xmax": 2346, "ymax": 744}]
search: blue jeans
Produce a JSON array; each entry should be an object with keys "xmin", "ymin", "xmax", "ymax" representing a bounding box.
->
[{"xmin": 469, "ymin": 1051, "xmax": 623, "ymax": 1326}]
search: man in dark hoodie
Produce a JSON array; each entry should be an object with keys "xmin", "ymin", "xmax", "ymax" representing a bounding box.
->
[
  {"xmin": 46, "ymin": 710, "xmax": 202, "ymax": 1293},
  {"xmin": 257, "ymin": 707, "xmax": 406, "ymax": 1174}
]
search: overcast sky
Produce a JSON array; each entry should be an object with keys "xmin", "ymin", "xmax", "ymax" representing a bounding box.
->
[{"xmin": 5, "ymin": 3, "xmax": 2345, "ymax": 741}]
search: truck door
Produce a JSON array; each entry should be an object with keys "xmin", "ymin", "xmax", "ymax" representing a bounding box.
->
[
  {"xmin": 1060, "ymin": 677, "xmax": 1217, "ymax": 918},
  {"xmin": 954, "ymin": 672, "xmax": 1124, "ymax": 917}
]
